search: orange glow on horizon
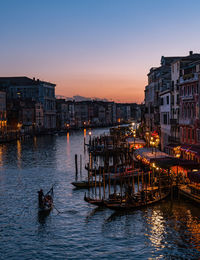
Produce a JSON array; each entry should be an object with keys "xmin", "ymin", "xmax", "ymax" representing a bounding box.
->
[{"xmin": 53, "ymin": 75, "xmax": 146, "ymax": 103}]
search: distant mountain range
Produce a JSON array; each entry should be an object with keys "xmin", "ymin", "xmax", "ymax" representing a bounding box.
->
[{"xmin": 56, "ymin": 95, "xmax": 110, "ymax": 102}]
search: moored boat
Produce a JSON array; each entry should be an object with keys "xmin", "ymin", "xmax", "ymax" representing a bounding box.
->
[
  {"xmin": 84, "ymin": 194, "xmax": 105, "ymax": 206},
  {"xmin": 179, "ymin": 184, "xmax": 200, "ymax": 204},
  {"xmin": 104, "ymin": 189, "xmax": 170, "ymax": 211},
  {"xmin": 71, "ymin": 180, "xmax": 103, "ymax": 189},
  {"xmin": 84, "ymin": 192, "xmax": 123, "ymax": 207}
]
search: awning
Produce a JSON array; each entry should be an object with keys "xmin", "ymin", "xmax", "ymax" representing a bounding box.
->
[
  {"xmin": 180, "ymin": 145, "xmax": 200, "ymax": 155},
  {"xmin": 151, "ymin": 157, "xmax": 200, "ymax": 169}
]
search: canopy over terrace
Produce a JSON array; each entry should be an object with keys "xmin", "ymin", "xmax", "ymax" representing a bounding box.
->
[
  {"xmin": 180, "ymin": 145, "xmax": 200, "ymax": 161},
  {"xmin": 126, "ymin": 138, "xmax": 146, "ymax": 149},
  {"xmin": 150, "ymin": 157, "xmax": 200, "ymax": 170},
  {"xmin": 166, "ymin": 144, "xmax": 200, "ymax": 161},
  {"xmin": 134, "ymin": 148, "xmax": 169, "ymax": 165}
]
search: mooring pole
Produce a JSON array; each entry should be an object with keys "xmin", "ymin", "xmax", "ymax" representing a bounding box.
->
[
  {"xmin": 75, "ymin": 154, "xmax": 78, "ymax": 181},
  {"xmin": 80, "ymin": 154, "xmax": 82, "ymax": 179}
]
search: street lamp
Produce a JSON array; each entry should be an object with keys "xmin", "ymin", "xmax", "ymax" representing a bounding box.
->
[
  {"xmin": 150, "ymin": 136, "xmax": 154, "ymax": 153},
  {"xmin": 174, "ymin": 146, "xmax": 181, "ymax": 176},
  {"xmin": 88, "ymin": 130, "xmax": 92, "ymax": 145},
  {"xmin": 145, "ymin": 131, "xmax": 150, "ymax": 147}
]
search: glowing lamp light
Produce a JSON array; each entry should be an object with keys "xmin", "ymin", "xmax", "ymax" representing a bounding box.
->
[{"xmin": 152, "ymin": 163, "xmax": 156, "ymax": 168}]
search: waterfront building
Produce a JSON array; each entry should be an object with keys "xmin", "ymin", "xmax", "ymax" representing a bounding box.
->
[
  {"xmin": 74, "ymin": 101, "xmax": 89, "ymax": 127},
  {"xmin": 169, "ymin": 52, "xmax": 200, "ymax": 146},
  {"xmin": 35, "ymin": 102, "xmax": 44, "ymax": 130},
  {"xmin": 159, "ymin": 56, "xmax": 187, "ymax": 151},
  {"xmin": 116, "ymin": 103, "xmax": 132, "ymax": 123},
  {"xmin": 0, "ymin": 91, "xmax": 7, "ymax": 136},
  {"xmin": 145, "ymin": 67, "xmax": 161, "ymax": 135},
  {"xmin": 145, "ymin": 52, "xmax": 200, "ymax": 152},
  {"xmin": 179, "ymin": 60, "xmax": 200, "ymax": 145},
  {"xmin": 56, "ymin": 99, "xmax": 70, "ymax": 129},
  {"xmin": 0, "ymin": 77, "xmax": 56, "ymax": 130},
  {"xmin": 6, "ymin": 99, "xmax": 44, "ymax": 133}
]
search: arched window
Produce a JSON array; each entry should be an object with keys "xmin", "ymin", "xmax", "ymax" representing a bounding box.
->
[
  {"xmin": 192, "ymin": 85, "xmax": 194, "ymax": 95},
  {"xmin": 184, "ymin": 104, "xmax": 187, "ymax": 118},
  {"xmin": 187, "ymin": 104, "xmax": 190, "ymax": 118},
  {"xmin": 191, "ymin": 103, "xmax": 195, "ymax": 118}
]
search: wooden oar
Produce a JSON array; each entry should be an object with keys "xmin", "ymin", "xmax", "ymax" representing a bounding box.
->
[
  {"xmin": 53, "ymin": 204, "xmax": 61, "ymax": 214},
  {"xmin": 45, "ymin": 183, "xmax": 56, "ymax": 196}
]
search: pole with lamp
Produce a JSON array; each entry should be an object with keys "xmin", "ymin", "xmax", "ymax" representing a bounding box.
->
[
  {"xmin": 150, "ymin": 136, "xmax": 154, "ymax": 154},
  {"xmin": 145, "ymin": 131, "xmax": 150, "ymax": 147},
  {"xmin": 88, "ymin": 130, "xmax": 92, "ymax": 147},
  {"xmin": 154, "ymin": 135, "xmax": 160, "ymax": 159},
  {"xmin": 133, "ymin": 130, "xmax": 136, "ymax": 146}
]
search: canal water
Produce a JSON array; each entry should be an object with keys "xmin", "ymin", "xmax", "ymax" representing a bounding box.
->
[{"xmin": 0, "ymin": 128, "xmax": 199, "ymax": 259}]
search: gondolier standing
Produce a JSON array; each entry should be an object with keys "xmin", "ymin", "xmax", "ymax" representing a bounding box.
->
[{"xmin": 38, "ymin": 189, "xmax": 44, "ymax": 208}]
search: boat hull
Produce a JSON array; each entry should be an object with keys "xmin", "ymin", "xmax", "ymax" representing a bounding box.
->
[
  {"xmin": 84, "ymin": 196, "xmax": 105, "ymax": 206},
  {"xmin": 105, "ymin": 191, "xmax": 170, "ymax": 211},
  {"xmin": 71, "ymin": 181, "xmax": 103, "ymax": 189},
  {"xmin": 179, "ymin": 187, "xmax": 200, "ymax": 204}
]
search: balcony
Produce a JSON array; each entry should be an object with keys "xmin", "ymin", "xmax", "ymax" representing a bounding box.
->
[
  {"xmin": 179, "ymin": 118, "xmax": 194, "ymax": 125},
  {"xmin": 181, "ymin": 94, "xmax": 194, "ymax": 100},
  {"xmin": 179, "ymin": 73, "xmax": 198, "ymax": 84}
]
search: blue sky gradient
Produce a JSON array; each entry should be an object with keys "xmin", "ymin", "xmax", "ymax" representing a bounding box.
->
[{"xmin": 1, "ymin": 0, "xmax": 200, "ymax": 102}]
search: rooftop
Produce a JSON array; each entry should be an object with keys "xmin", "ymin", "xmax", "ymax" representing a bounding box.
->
[{"xmin": 0, "ymin": 77, "xmax": 56, "ymax": 87}]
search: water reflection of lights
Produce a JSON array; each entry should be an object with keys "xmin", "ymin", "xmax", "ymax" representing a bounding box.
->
[
  {"xmin": 84, "ymin": 128, "xmax": 86, "ymax": 137},
  {"xmin": 66, "ymin": 132, "xmax": 70, "ymax": 156},
  {"xmin": 184, "ymin": 209, "xmax": 200, "ymax": 251},
  {"xmin": 0, "ymin": 146, "xmax": 3, "ymax": 167},
  {"xmin": 33, "ymin": 136, "xmax": 37, "ymax": 147},
  {"xmin": 17, "ymin": 140, "xmax": 22, "ymax": 169},
  {"xmin": 67, "ymin": 132, "xmax": 70, "ymax": 143},
  {"xmin": 147, "ymin": 210, "xmax": 165, "ymax": 249}
]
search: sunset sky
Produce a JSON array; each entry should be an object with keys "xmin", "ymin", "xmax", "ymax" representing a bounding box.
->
[{"xmin": 1, "ymin": 0, "xmax": 200, "ymax": 103}]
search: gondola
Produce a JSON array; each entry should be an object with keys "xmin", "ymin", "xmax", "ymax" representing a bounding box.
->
[
  {"xmin": 84, "ymin": 192, "xmax": 124, "ymax": 207},
  {"xmin": 71, "ymin": 180, "xmax": 103, "ymax": 189},
  {"xmin": 104, "ymin": 189, "xmax": 170, "ymax": 211},
  {"xmin": 38, "ymin": 187, "xmax": 54, "ymax": 215},
  {"xmin": 84, "ymin": 193, "xmax": 105, "ymax": 207}
]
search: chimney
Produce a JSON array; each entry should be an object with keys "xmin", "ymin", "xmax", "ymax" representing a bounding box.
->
[
  {"xmin": 33, "ymin": 77, "xmax": 35, "ymax": 81},
  {"xmin": 189, "ymin": 51, "xmax": 193, "ymax": 56}
]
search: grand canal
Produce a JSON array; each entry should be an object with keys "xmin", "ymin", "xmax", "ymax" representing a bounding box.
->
[{"xmin": 0, "ymin": 128, "xmax": 199, "ymax": 259}]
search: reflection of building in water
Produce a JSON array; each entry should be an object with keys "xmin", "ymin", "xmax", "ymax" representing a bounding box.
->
[
  {"xmin": 0, "ymin": 91, "xmax": 7, "ymax": 137},
  {"xmin": 33, "ymin": 136, "xmax": 37, "ymax": 149}
]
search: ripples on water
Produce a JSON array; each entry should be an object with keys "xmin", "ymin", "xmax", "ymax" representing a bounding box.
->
[{"xmin": 0, "ymin": 129, "xmax": 199, "ymax": 259}]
